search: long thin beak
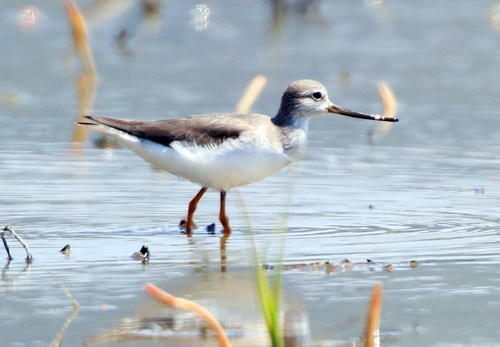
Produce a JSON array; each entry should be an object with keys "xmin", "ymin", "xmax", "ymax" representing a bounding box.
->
[{"xmin": 327, "ymin": 104, "xmax": 399, "ymax": 122}]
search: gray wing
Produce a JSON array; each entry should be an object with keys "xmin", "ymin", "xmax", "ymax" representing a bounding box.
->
[{"xmin": 80, "ymin": 115, "xmax": 247, "ymax": 147}]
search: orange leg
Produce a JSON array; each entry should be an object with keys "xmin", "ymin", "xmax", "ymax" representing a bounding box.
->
[
  {"xmin": 186, "ymin": 187, "xmax": 208, "ymax": 236},
  {"xmin": 219, "ymin": 191, "xmax": 231, "ymax": 235}
]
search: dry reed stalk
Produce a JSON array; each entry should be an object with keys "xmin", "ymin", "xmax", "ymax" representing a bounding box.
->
[
  {"xmin": 363, "ymin": 282, "xmax": 383, "ymax": 347},
  {"xmin": 236, "ymin": 75, "xmax": 267, "ymax": 113},
  {"xmin": 63, "ymin": 0, "xmax": 96, "ymax": 76},
  {"xmin": 145, "ymin": 283, "xmax": 232, "ymax": 347},
  {"xmin": 377, "ymin": 81, "xmax": 397, "ymax": 136},
  {"xmin": 72, "ymin": 73, "xmax": 97, "ymax": 142},
  {"xmin": 63, "ymin": 0, "xmax": 98, "ymax": 143}
]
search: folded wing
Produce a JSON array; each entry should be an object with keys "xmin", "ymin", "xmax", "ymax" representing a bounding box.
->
[{"xmin": 80, "ymin": 115, "xmax": 244, "ymax": 147}]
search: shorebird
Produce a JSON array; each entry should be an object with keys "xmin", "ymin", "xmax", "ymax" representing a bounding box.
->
[{"xmin": 79, "ymin": 80, "xmax": 398, "ymax": 236}]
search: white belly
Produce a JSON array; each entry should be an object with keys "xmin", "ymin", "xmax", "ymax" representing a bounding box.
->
[{"xmin": 115, "ymin": 133, "xmax": 292, "ymax": 191}]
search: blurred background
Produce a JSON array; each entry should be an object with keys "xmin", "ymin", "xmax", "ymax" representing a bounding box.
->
[{"xmin": 1, "ymin": 1, "xmax": 500, "ymax": 346}]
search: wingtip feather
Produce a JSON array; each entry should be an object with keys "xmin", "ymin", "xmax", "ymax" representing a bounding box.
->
[{"xmin": 76, "ymin": 115, "xmax": 96, "ymax": 126}]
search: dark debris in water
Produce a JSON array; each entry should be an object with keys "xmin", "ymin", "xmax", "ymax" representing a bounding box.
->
[
  {"xmin": 179, "ymin": 220, "xmax": 220, "ymax": 235},
  {"xmin": 206, "ymin": 223, "xmax": 216, "ymax": 234},
  {"xmin": 179, "ymin": 219, "xmax": 198, "ymax": 234},
  {"xmin": 263, "ymin": 258, "xmax": 420, "ymax": 274},
  {"xmin": 179, "ymin": 219, "xmax": 187, "ymax": 230}
]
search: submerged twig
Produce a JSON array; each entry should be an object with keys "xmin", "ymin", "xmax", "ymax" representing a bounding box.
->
[
  {"xmin": 1, "ymin": 231, "xmax": 11, "ymax": 260},
  {"xmin": 49, "ymin": 274, "xmax": 80, "ymax": 347},
  {"xmin": 362, "ymin": 282, "xmax": 383, "ymax": 347},
  {"xmin": 1, "ymin": 225, "xmax": 32, "ymax": 262},
  {"xmin": 145, "ymin": 283, "xmax": 232, "ymax": 347}
]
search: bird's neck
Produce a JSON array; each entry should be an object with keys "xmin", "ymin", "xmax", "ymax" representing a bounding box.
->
[
  {"xmin": 272, "ymin": 112, "xmax": 309, "ymax": 161},
  {"xmin": 272, "ymin": 111, "xmax": 310, "ymax": 130}
]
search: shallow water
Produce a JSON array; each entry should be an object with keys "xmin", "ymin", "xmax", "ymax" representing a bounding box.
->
[{"xmin": 2, "ymin": 1, "xmax": 500, "ymax": 346}]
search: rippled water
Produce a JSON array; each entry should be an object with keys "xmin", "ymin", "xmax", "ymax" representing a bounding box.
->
[{"xmin": 2, "ymin": 1, "xmax": 500, "ymax": 346}]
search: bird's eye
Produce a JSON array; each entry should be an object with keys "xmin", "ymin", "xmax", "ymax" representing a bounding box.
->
[{"xmin": 312, "ymin": 91, "xmax": 322, "ymax": 100}]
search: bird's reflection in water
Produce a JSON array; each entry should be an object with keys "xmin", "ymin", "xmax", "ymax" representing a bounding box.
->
[{"xmin": 90, "ymin": 267, "xmax": 311, "ymax": 346}]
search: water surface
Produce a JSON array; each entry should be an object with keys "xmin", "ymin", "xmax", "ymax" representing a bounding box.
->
[{"xmin": 1, "ymin": 1, "xmax": 500, "ymax": 346}]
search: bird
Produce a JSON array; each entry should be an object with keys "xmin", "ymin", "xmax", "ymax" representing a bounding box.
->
[
  {"xmin": 78, "ymin": 79, "xmax": 398, "ymax": 236},
  {"xmin": 131, "ymin": 244, "xmax": 150, "ymax": 263}
]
